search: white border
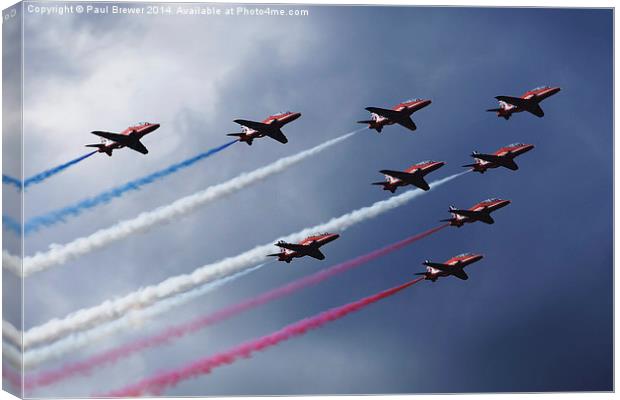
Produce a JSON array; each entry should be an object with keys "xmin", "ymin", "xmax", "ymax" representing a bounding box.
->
[{"xmin": 0, "ymin": 1, "xmax": 614, "ymax": 400}]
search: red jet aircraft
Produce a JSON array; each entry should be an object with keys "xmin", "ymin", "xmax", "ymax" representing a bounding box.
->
[
  {"xmin": 463, "ymin": 143, "xmax": 534, "ymax": 173},
  {"xmin": 228, "ymin": 111, "xmax": 301, "ymax": 145},
  {"xmin": 415, "ymin": 253, "xmax": 484, "ymax": 282},
  {"xmin": 267, "ymin": 233, "xmax": 340, "ymax": 263},
  {"xmin": 373, "ymin": 160, "xmax": 445, "ymax": 192},
  {"xmin": 357, "ymin": 98, "xmax": 431, "ymax": 133},
  {"xmin": 87, "ymin": 122, "xmax": 160, "ymax": 156},
  {"xmin": 441, "ymin": 198, "xmax": 511, "ymax": 227},
  {"xmin": 487, "ymin": 86, "xmax": 561, "ymax": 119}
]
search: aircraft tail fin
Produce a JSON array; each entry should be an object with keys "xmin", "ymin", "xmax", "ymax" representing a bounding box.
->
[
  {"xmin": 227, "ymin": 133, "xmax": 252, "ymax": 145},
  {"xmin": 371, "ymin": 181, "xmax": 396, "ymax": 193},
  {"xmin": 85, "ymin": 143, "xmax": 113, "ymax": 156}
]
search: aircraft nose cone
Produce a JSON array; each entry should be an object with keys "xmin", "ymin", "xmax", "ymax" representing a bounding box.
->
[{"xmin": 152, "ymin": 123, "xmax": 161, "ymax": 129}]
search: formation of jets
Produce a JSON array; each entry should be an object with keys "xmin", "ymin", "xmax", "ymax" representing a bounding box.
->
[{"xmin": 83, "ymin": 86, "xmax": 559, "ymax": 281}]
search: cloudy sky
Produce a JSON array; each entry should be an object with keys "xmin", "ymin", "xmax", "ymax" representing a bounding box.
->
[{"xmin": 3, "ymin": 3, "xmax": 613, "ymax": 397}]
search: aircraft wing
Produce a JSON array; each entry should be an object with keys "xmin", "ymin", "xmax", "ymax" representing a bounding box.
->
[
  {"xmin": 473, "ymin": 153, "xmax": 519, "ymax": 170},
  {"xmin": 233, "ymin": 119, "xmax": 288, "ymax": 144},
  {"xmin": 304, "ymin": 248, "xmax": 326, "ymax": 260},
  {"xmin": 366, "ymin": 107, "xmax": 403, "ymax": 120},
  {"xmin": 234, "ymin": 119, "xmax": 270, "ymax": 131},
  {"xmin": 91, "ymin": 131, "xmax": 127, "ymax": 143},
  {"xmin": 451, "ymin": 209, "xmax": 495, "ymax": 224},
  {"xmin": 124, "ymin": 140, "xmax": 149, "ymax": 154},
  {"xmin": 424, "ymin": 262, "xmax": 451, "ymax": 271},
  {"xmin": 366, "ymin": 107, "xmax": 417, "ymax": 131},
  {"xmin": 91, "ymin": 131, "xmax": 149, "ymax": 154},
  {"xmin": 452, "ymin": 269, "xmax": 469, "ymax": 280},
  {"xmin": 495, "ymin": 96, "xmax": 544, "ymax": 117},
  {"xmin": 380, "ymin": 170, "xmax": 429, "ymax": 191},
  {"xmin": 263, "ymin": 129, "xmax": 288, "ymax": 144}
]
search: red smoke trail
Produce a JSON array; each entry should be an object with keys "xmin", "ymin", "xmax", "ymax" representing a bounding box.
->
[
  {"xmin": 24, "ymin": 224, "xmax": 446, "ymax": 390},
  {"xmin": 102, "ymin": 277, "xmax": 424, "ymax": 397},
  {"xmin": 2, "ymin": 362, "xmax": 21, "ymax": 389}
]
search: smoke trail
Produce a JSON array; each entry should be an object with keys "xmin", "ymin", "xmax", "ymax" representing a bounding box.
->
[
  {"xmin": 2, "ymin": 251, "xmax": 21, "ymax": 278},
  {"xmin": 2, "ymin": 362, "xmax": 21, "ymax": 389},
  {"xmin": 18, "ymin": 171, "xmax": 466, "ymax": 349},
  {"xmin": 2, "ymin": 174, "xmax": 21, "ymax": 190},
  {"xmin": 21, "ymin": 263, "xmax": 271, "ymax": 372},
  {"xmin": 24, "ymin": 226, "xmax": 444, "ymax": 386},
  {"xmin": 2, "ymin": 340, "xmax": 22, "ymax": 370},
  {"xmin": 19, "ymin": 129, "xmax": 365, "ymax": 277},
  {"xmin": 3, "ymin": 320, "xmax": 22, "ymax": 349},
  {"xmin": 23, "ymin": 141, "xmax": 237, "ymax": 235},
  {"xmin": 3, "ymin": 216, "xmax": 21, "ymax": 234},
  {"xmin": 22, "ymin": 152, "xmax": 97, "ymax": 189},
  {"xmin": 102, "ymin": 278, "xmax": 423, "ymax": 397}
]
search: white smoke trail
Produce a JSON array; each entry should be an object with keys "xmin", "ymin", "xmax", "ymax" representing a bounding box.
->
[
  {"xmin": 3, "ymin": 340, "xmax": 22, "ymax": 369},
  {"xmin": 3, "ymin": 320, "xmax": 21, "ymax": 348},
  {"xmin": 17, "ymin": 129, "xmax": 364, "ymax": 278},
  {"xmin": 21, "ymin": 263, "xmax": 269, "ymax": 369},
  {"xmin": 3, "ymin": 251, "xmax": 21, "ymax": 277},
  {"xmin": 19, "ymin": 171, "xmax": 467, "ymax": 350}
]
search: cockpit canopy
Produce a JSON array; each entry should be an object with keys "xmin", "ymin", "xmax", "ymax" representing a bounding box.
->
[
  {"xmin": 531, "ymin": 86, "xmax": 550, "ymax": 91},
  {"xmin": 455, "ymin": 252, "xmax": 475, "ymax": 258},
  {"xmin": 415, "ymin": 160, "xmax": 436, "ymax": 165},
  {"xmin": 482, "ymin": 197, "xmax": 500, "ymax": 203},
  {"xmin": 507, "ymin": 142, "xmax": 525, "ymax": 147},
  {"xmin": 310, "ymin": 232, "xmax": 331, "ymax": 237},
  {"xmin": 404, "ymin": 98, "xmax": 423, "ymax": 103}
]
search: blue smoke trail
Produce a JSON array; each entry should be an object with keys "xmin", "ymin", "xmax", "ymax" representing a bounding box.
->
[
  {"xmin": 22, "ymin": 151, "xmax": 98, "ymax": 189},
  {"xmin": 24, "ymin": 140, "xmax": 237, "ymax": 235},
  {"xmin": 2, "ymin": 175, "xmax": 22, "ymax": 190},
  {"xmin": 3, "ymin": 216, "xmax": 21, "ymax": 234}
]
